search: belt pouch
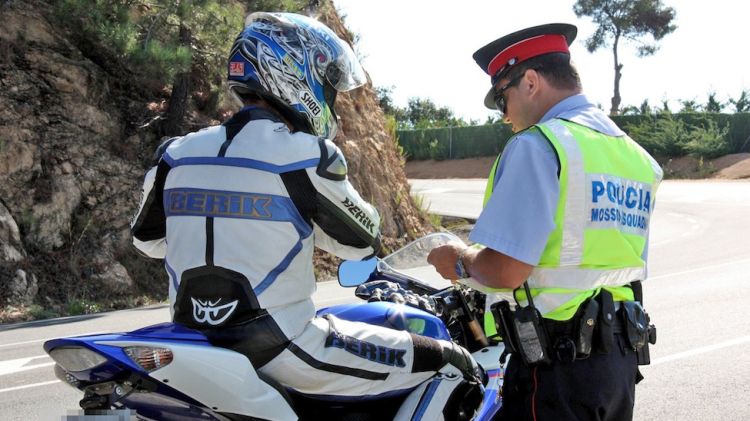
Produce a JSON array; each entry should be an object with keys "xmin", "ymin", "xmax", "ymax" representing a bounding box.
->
[
  {"xmin": 490, "ymin": 300, "xmax": 519, "ymax": 354},
  {"xmin": 576, "ymin": 298, "xmax": 599, "ymax": 358},
  {"xmin": 596, "ymin": 289, "xmax": 615, "ymax": 353}
]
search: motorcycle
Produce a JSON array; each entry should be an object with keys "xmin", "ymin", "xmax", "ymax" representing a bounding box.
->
[{"xmin": 44, "ymin": 233, "xmax": 506, "ymax": 420}]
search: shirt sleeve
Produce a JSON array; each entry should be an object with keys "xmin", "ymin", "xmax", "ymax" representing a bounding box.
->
[{"xmin": 469, "ymin": 130, "xmax": 560, "ymax": 265}]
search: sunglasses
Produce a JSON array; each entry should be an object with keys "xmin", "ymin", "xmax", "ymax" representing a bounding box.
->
[{"xmin": 492, "ymin": 71, "xmax": 526, "ymax": 113}]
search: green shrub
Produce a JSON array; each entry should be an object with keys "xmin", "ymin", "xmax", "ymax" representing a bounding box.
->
[
  {"xmin": 621, "ymin": 114, "xmax": 733, "ymax": 159},
  {"xmin": 654, "ymin": 114, "xmax": 692, "ymax": 157},
  {"xmin": 67, "ymin": 299, "xmax": 102, "ymax": 316},
  {"xmin": 28, "ymin": 304, "xmax": 59, "ymax": 320},
  {"xmin": 685, "ymin": 119, "xmax": 730, "ymax": 159},
  {"xmin": 621, "ymin": 114, "xmax": 690, "ymax": 157}
]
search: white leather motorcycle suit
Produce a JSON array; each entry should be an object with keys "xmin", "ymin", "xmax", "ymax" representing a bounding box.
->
[{"xmin": 131, "ymin": 106, "xmax": 478, "ymax": 408}]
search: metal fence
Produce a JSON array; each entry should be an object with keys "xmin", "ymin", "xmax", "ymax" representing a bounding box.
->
[
  {"xmin": 397, "ymin": 124, "xmax": 513, "ymax": 160},
  {"xmin": 397, "ymin": 113, "xmax": 750, "ymax": 160}
]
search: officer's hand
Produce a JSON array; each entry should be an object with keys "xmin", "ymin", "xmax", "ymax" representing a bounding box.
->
[{"xmin": 427, "ymin": 242, "xmax": 466, "ymax": 283}]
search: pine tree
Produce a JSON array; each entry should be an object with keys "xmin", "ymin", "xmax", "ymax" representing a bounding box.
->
[{"xmin": 573, "ymin": 0, "xmax": 677, "ymax": 115}]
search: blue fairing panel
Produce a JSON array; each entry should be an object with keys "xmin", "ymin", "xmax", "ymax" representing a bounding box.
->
[
  {"xmin": 43, "ymin": 323, "xmax": 209, "ymax": 352},
  {"xmin": 127, "ymin": 323, "xmax": 209, "ymax": 342},
  {"xmin": 317, "ymin": 301, "xmax": 451, "ymax": 341},
  {"xmin": 43, "ymin": 323, "xmax": 211, "ymax": 384}
]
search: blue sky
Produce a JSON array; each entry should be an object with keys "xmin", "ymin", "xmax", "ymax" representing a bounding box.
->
[{"xmin": 334, "ymin": 0, "xmax": 749, "ymax": 121}]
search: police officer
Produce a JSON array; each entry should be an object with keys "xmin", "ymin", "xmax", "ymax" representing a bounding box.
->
[
  {"xmin": 131, "ymin": 12, "xmax": 479, "ymax": 419},
  {"xmin": 428, "ymin": 23, "xmax": 662, "ymax": 420}
]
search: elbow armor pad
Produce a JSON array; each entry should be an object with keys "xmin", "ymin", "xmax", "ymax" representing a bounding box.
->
[{"xmin": 317, "ymin": 138, "xmax": 347, "ymax": 181}]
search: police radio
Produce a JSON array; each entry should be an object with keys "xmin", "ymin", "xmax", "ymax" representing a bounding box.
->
[
  {"xmin": 510, "ymin": 282, "xmax": 552, "ymax": 366},
  {"xmin": 490, "ymin": 282, "xmax": 552, "ymax": 366}
]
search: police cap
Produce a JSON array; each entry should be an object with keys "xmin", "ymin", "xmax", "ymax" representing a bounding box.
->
[{"xmin": 473, "ymin": 23, "xmax": 577, "ymax": 109}]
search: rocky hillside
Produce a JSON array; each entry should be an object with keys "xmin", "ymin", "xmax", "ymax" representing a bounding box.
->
[{"xmin": 0, "ymin": 1, "xmax": 430, "ymax": 322}]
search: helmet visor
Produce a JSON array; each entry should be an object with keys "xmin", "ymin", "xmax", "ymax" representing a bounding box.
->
[{"xmin": 324, "ymin": 40, "xmax": 366, "ymax": 92}]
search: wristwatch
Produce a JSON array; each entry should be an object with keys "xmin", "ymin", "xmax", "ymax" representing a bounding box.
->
[{"xmin": 454, "ymin": 249, "xmax": 469, "ymax": 279}]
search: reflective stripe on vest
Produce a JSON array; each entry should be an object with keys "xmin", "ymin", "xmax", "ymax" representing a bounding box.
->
[{"xmin": 482, "ymin": 118, "xmax": 662, "ymax": 321}]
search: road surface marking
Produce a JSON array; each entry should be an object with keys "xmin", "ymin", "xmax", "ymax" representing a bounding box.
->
[
  {"xmin": 651, "ymin": 336, "xmax": 750, "ymax": 367},
  {"xmin": 649, "ymin": 258, "xmax": 750, "ymax": 281},
  {"xmin": 417, "ymin": 188, "xmax": 451, "ymax": 194},
  {"xmin": 0, "ymin": 355, "xmax": 54, "ymax": 376},
  {"xmin": 0, "ymin": 380, "xmax": 60, "ymax": 394}
]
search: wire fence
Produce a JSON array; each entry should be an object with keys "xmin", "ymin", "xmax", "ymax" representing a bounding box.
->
[{"xmin": 397, "ymin": 113, "xmax": 750, "ymax": 160}]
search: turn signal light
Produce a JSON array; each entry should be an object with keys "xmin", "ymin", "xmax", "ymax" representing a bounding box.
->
[{"xmin": 124, "ymin": 346, "xmax": 173, "ymax": 372}]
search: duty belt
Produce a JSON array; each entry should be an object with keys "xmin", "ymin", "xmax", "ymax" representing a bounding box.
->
[
  {"xmin": 543, "ymin": 305, "xmax": 626, "ymax": 363},
  {"xmin": 491, "ymin": 288, "xmax": 655, "ymax": 366}
]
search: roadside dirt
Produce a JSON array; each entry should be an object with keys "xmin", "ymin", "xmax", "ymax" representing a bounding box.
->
[{"xmin": 405, "ymin": 153, "xmax": 750, "ymax": 180}]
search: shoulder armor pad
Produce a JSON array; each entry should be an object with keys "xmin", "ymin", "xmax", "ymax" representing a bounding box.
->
[
  {"xmin": 317, "ymin": 138, "xmax": 347, "ymax": 181},
  {"xmin": 152, "ymin": 136, "xmax": 181, "ymax": 166}
]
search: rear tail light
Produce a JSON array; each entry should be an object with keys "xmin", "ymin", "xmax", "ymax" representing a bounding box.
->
[
  {"xmin": 124, "ymin": 346, "xmax": 173, "ymax": 372},
  {"xmin": 49, "ymin": 346, "xmax": 107, "ymax": 372}
]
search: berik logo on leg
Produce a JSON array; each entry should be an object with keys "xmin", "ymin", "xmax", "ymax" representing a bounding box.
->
[
  {"xmin": 325, "ymin": 331, "xmax": 406, "ymax": 367},
  {"xmin": 191, "ymin": 297, "xmax": 238, "ymax": 326}
]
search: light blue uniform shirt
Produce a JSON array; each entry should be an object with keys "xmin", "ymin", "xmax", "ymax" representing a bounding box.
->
[{"xmin": 469, "ymin": 94, "xmax": 637, "ymax": 265}]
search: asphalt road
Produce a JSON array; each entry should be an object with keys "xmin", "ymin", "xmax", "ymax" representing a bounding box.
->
[{"xmin": 1, "ymin": 179, "xmax": 749, "ymax": 420}]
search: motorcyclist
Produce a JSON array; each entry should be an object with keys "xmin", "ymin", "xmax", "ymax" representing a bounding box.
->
[{"xmin": 131, "ymin": 12, "xmax": 479, "ymax": 419}]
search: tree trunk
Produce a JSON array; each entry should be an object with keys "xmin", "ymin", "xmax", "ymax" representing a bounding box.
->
[
  {"xmin": 162, "ymin": 23, "xmax": 191, "ymax": 136},
  {"xmin": 610, "ymin": 34, "xmax": 622, "ymax": 116},
  {"xmin": 611, "ymin": 63, "xmax": 622, "ymax": 116}
]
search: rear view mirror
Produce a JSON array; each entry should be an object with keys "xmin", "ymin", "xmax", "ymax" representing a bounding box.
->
[{"xmin": 337, "ymin": 258, "xmax": 377, "ymax": 287}]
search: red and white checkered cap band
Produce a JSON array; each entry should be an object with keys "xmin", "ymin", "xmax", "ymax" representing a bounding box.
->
[{"xmin": 487, "ymin": 34, "xmax": 569, "ymax": 78}]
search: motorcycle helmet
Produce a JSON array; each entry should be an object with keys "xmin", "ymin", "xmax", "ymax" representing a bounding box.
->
[{"xmin": 227, "ymin": 12, "xmax": 366, "ymax": 139}]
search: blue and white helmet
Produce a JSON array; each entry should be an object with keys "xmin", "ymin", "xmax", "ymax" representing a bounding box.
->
[{"xmin": 227, "ymin": 12, "xmax": 366, "ymax": 139}]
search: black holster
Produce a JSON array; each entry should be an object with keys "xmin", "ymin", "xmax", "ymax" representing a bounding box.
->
[
  {"xmin": 621, "ymin": 300, "xmax": 657, "ymax": 365},
  {"xmin": 628, "ymin": 280, "xmax": 657, "ymax": 365}
]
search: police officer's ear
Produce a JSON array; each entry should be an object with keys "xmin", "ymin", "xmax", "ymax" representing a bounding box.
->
[
  {"xmin": 523, "ymin": 68, "xmax": 542, "ymax": 96},
  {"xmin": 317, "ymin": 138, "xmax": 347, "ymax": 181}
]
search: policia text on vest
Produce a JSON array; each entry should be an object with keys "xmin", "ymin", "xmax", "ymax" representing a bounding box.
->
[{"xmin": 588, "ymin": 175, "xmax": 653, "ymax": 233}]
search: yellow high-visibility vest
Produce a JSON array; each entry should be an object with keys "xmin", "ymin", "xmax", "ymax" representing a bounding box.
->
[{"xmin": 482, "ymin": 118, "xmax": 662, "ymax": 331}]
